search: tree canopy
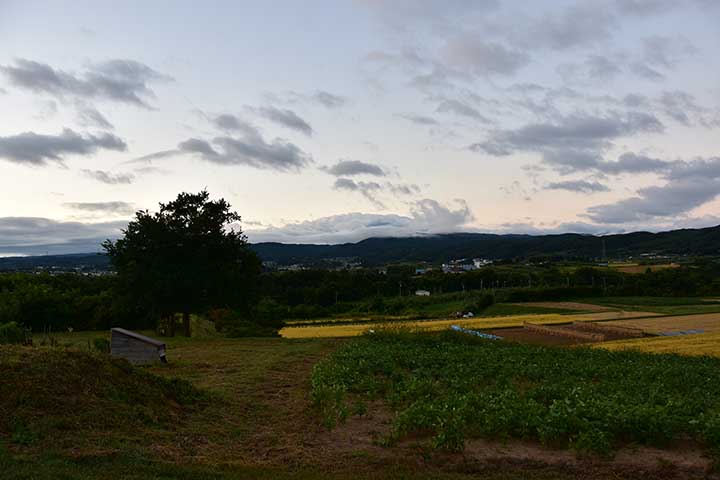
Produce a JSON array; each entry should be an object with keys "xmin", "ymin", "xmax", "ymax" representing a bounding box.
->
[{"xmin": 103, "ymin": 190, "xmax": 261, "ymax": 335}]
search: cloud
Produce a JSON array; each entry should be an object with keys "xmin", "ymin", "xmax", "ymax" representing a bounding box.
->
[
  {"xmin": 76, "ymin": 105, "xmax": 114, "ymax": 129},
  {"xmin": 473, "ymin": 112, "xmax": 664, "ymax": 155},
  {"xmin": 0, "ymin": 58, "xmax": 171, "ymax": 108},
  {"xmin": 516, "ymin": 3, "xmax": 617, "ymax": 51},
  {"xmin": 585, "ymin": 178, "xmax": 720, "ymax": 224},
  {"xmin": 132, "ymin": 113, "xmax": 312, "ymax": 172},
  {"xmin": 641, "ymin": 35, "xmax": 697, "ymax": 69},
  {"xmin": 81, "ymin": 169, "xmax": 134, "ymax": 185},
  {"xmin": 443, "ymin": 37, "xmax": 530, "ymax": 76},
  {"xmin": 333, "ymin": 177, "xmax": 385, "ymax": 208},
  {"xmin": 545, "ymin": 179, "xmax": 610, "ymax": 194},
  {"xmin": 471, "ymin": 112, "xmax": 663, "ymax": 161},
  {"xmin": 584, "ymin": 156, "xmax": 720, "ymax": 223},
  {"xmin": 615, "ymin": 0, "xmax": 677, "ymax": 16},
  {"xmin": 0, "ymin": 128, "xmax": 126, "ymax": 166},
  {"xmin": 357, "ymin": 0, "xmax": 499, "ymax": 28},
  {"xmin": 0, "ymin": 217, "xmax": 127, "ymax": 255},
  {"xmin": 135, "ymin": 133, "xmax": 312, "ymax": 172},
  {"xmin": 321, "ymin": 159, "xmax": 386, "ymax": 177},
  {"xmin": 435, "ymin": 98, "xmax": 493, "ymax": 123},
  {"xmin": 311, "ymin": 90, "xmax": 348, "ymax": 109},
  {"xmin": 246, "ymin": 198, "xmax": 474, "ymax": 243},
  {"xmin": 332, "ymin": 175, "xmax": 421, "ymax": 208},
  {"xmin": 558, "ymin": 55, "xmax": 623, "ymax": 82},
  {"xmin": 470, "ymin": 112, "xmax": 665, "ymax": 174},
  {"xmin": 268, "ymin": 90, "xmax": 348, "ymax": 109},
  {"xmin": 63, "ymin": 201, "xmax": 135, "ymax": 215},
  {"xmin": 208, "ymin": 114, "xmax": 264, "ymax": 138},
  {"xmin": 397, "ymin": 113, "xmax": 439, "ymax": 125},
  {"xmin": 253, "ymin": 106, "xmax": 313, "ymax": 136}
]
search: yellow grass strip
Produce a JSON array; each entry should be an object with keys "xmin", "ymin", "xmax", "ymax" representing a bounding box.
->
[
  {"xmin": 603, "ymin": 312, "xmax": 720, "ymax": 334},
  {"xmin": 597, "ymin": 332, "xmax": 720, "ymax": 358},
  {"xmin": 280, "ymin": 310, "xmax": 659, "ymax": 339}
]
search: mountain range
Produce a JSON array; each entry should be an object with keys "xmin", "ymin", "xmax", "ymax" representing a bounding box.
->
[{"xmin": 3, "ymin": 225, "xmax": 718, "ymax": 271}]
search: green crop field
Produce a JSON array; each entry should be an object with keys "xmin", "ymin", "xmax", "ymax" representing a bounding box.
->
[{"xmin": 312, "ymin": 330, "xmax": 720, "ymax": 457}]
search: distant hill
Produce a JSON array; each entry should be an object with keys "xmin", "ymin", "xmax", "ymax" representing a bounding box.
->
[
  {"xmin": 251, "ymin": 225, "xmax": 720, "ymax": 265},
  {"xmin": 2, "ymin": 225, "xmax": 719, "ymax": 271},
  {"xmin": 0, "ymin": 253, "xmax": 111, "ymax": 272}
]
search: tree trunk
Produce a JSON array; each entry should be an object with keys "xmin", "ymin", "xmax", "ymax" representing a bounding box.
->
[
  {"xmin": 183, "ymin": 311, "xmax": 191, "ymax": 337},
  {"xmin": 168, "ymin": 314, "xmax": 176, "ymax": 337}
]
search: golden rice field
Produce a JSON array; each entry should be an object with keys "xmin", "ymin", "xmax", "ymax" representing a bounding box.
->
[
  {"xmin": 603, "ymin": 312, "xmax": 720, "ymax": 334},
  {"xmin": 598, "ymin": 331, "xmax": 720, "ymax": 357},
  {"xmin": 279, "ymin": 310, "xmax": 659, "ymax": 339}
]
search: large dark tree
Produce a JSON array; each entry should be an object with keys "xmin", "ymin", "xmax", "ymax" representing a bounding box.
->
[{"xmin": 103, "ymin": 191, "xmax": 261, "ymax": 336}]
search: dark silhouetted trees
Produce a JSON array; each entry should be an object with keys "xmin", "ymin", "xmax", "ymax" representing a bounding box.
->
[{"xmin": 103, "ymin": 190, "xmax": 261, "ymax": 336}]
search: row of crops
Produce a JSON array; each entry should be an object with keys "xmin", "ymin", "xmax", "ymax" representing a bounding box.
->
[{"xmin": 311, "ymin": 330, "xmax": 720, "ymax": 457}]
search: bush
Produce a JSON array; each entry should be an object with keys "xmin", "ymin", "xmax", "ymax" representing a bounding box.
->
[
  {"xmin": 92, "ymin": 338, "xmax": 111, "ymax": 353},
  {"xmin": 209, "ymin": 308, "xmax": 281, "ymax": 337},
  {"xmin": 464, "ymin": 293, "xmax": 495, "ymax": 313},
  {"xmin": 0, "ymin": 322, "xmax": 25, "ymax": 345}
]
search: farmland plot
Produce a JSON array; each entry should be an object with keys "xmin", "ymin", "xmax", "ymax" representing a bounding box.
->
[
  {"xmin": 312, "ymin": 331, "xmax": 720, "ymax": 458},
  {"xmin": 599, "ymin": 332, "xmax": 720, "ymax": 357},
  {"xmin": 603, "ymin": 312, "xmax": 720, "ymax": 334},
  {"xmin": 281, "ymin": 310, "xmax": 660, "ymax": 338}
]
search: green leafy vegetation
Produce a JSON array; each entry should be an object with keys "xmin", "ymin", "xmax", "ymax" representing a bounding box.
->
[
  {"xmin": 0, "ymin": 322, "xmax": 24, "ymax": 344},
  {"xmin": 312, "ymin": 330, "xmax": 720, "ymax": 456}
]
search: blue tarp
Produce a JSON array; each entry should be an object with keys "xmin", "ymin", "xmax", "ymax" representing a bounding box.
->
[
  {"xmin": 658, "ymin": 329, "xmax": 705, "ymax": 336},
  {"xmin": 450, "ymin": 325, "xmax": 503, "ymax": 340}
]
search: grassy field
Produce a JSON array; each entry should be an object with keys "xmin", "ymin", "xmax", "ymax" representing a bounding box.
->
[
  {"xmin": 5, "ymin": 322, "xmax": 720, "ymax": 479},
  {"xmin": 5, "ymin": 335, "xmax": 682, "ymax": 480},
  {"xmin": 281, "ymin": 310, "xmax": 659, "ymax": 338},
  {"xmin": 598, "ymin": 332, "xmax": 720, "ymax": 357}
]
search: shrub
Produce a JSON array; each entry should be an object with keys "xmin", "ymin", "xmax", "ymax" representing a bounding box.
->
[
  {"xmin": 0, "ymin": 322, "xmax": 25, "ymax": 345},
  {"xmin": 210, "ymin": 308, "xmax": 281, "ymax": 337},
  {"xmin": 92, "ymin": 338, "xmax": 111, "ymax": 353}
]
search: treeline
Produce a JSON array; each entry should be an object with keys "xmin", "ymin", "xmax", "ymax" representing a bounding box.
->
[
  {"xmin": 0, "ymin": 273, "xmax": 146, "ymax": 333},
  {"xmin": 3, "ymin": 259, "xmax": 720, "ymax": 332}
]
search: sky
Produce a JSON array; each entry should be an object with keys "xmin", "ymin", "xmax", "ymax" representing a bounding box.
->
[{"xmin": 0, "ymin": 0, "xmax": 719, "ymax": 255}]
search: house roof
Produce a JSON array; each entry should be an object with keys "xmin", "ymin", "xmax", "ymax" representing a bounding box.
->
[{"xmin": 111, "ymin": 328, "xmax": 166, "ymax": 348}]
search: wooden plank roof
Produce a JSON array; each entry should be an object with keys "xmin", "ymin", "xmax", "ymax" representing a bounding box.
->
[{"xmin": 111, "ymin": 328, "xmax": 166, "ymax": 348}]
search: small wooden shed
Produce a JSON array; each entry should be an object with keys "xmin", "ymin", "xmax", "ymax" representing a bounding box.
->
[{"xmin": 110, "ymin": 328, "xmax": 167, "ymax": 365}]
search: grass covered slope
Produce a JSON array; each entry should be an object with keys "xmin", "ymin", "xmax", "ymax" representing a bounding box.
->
[
  {"xmin": 0, "ymin": 346, "xmax": 205, "ymax": 452},
  {"xmin": 312, "ymin": 331, "xmax": 720, "ymax": 455}
]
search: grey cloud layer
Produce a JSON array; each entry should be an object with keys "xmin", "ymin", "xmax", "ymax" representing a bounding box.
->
[
  {"xmin": 0, "ymin": 217, "xmax": 127, "ymax": 255},
  {"xmin": 545, "ymin": 180, "xmax": 610, "ymax": 194},
  {"xmin": 253, "ymin": 106, "xmax": 313, "ymax": 136},
  {"xmin": 247, "ymin": 198, "xmax": 473, "ymax": 244},
  {"xmin": 81, "ymin": 169, "xmax": 134, "ymax": 185},
  {"xmin": 591, "ymin": 156, "xmax": 720, "ymax": 222},
  {"xmin": 321, "ymin": 159, "xmax": 386, "ymax": 177},
  {"xmin": 63, "ymin": 201, "xmax": 135, "ymax": 215},
  {"xmin": 135, "ymin": 115, "xmax": 312, "ymax": 172},
  {"xmin": 0, "ymin": 59, "xmax": 171, "ymax": 108},
  {"xmin": 0, "ymin": 128, "xmax": 126, "ymax": 166}
]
